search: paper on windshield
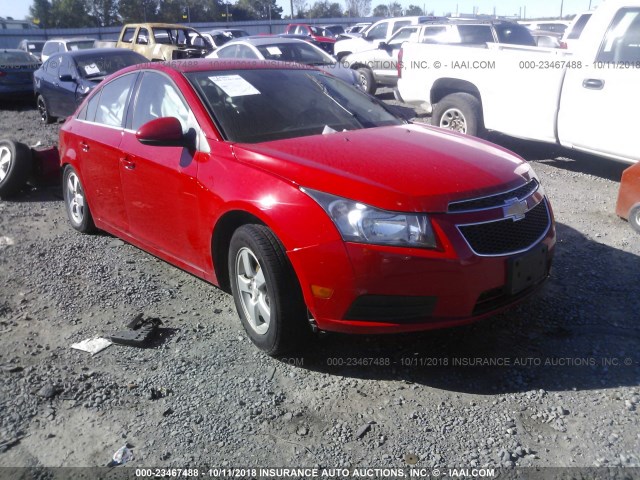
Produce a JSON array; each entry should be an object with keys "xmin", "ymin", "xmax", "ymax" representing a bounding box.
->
[
  {"xmin": 84, "ymin": 63, "xmax": 101, "ymax": 76},
  {"xmin": 266, "ymin": 46, "xmax": 282, "ymax": 56},
  {"xmin": 209, "ymin": 74, "xmax": 260, "ymax": 97},
  {"xmin": 29, "ymin": 44, "xmax": 36, "ymax": 49}
]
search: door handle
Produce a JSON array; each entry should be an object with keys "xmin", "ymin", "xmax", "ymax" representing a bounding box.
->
[
  {"xmin": 80, "ymin": 141, "xmax": 89, "ymax": 152},
  {"xmin": 582, "ymin": 78, "xmax": 604, "ymax": 90},
  {"xmin": 120, "ymin": 157, "xmax": 136, "ymax": 170}
]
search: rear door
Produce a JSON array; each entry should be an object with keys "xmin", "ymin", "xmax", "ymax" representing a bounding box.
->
[
  {"xmin": 558, "ymin": 7, "xmax": 640, "ymax": 162},
  {"xmin": 119, "ymin": 71, "xmax": 204, "ymax": 269}
]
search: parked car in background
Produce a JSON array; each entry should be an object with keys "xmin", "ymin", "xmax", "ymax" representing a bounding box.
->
[
  {"xmin": 208, "ymin": 37, "xmax": 360, "ymax": 88},
  {"xmin": 319, "ymin": 24, "xmax": 345, "ymax": 37},
  {"xmin": 530, "ymin": 30, "xmax": 563, "ymax": 48},
  {"xmin": 41, "ymin": 38, "xmax": 96, "ymax": 62},
  {"xmin": 115, "ymin": 23, "xmax": 212, "ymax": 61},
  {"xmin": 33, "ymin": 48, "xmax": 147, "ymax": 123},
  {"xmin": 345, "ymin": 20, "xmax": 536, "ymax": 94},
  {"xmin": 344, "ymin": 22, "xmax": 371, "ymax": 35},
  {"xmin": 283, "ymin": 24, "xmax": 336, "ymax": 53},
  {"xmin": 561, "ymin": 10, "xmax": 594, "ymax": 49},
  {"xmin": 334, "ymin": 16, "xmax": 444, "ymax": 60},
  {"xmin": 0, "ymin": 49, "xmax": 40, "ymax": 99},
  {"xmin": 519, "ymin": 20, "xmax": 570, "ymax": 35},
  {"xmin": 58, "ymin": 59, "xmax": 555, "ymax": 354},
  {"xmin": 17, "ymin": 39, "xmax": 46, "ymax": 60},
  {"xmin": 191, "ymin": 29, "xmax": 250, "ymax": 49},
  {"xmin": 617, "ymin": 162, "xmax": 640, "ymax": 232}
]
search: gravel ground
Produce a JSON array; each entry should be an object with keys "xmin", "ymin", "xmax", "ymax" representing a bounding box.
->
[{"xmin": 0, "ymin": 95, "xmax": 639, "ymax": 476}]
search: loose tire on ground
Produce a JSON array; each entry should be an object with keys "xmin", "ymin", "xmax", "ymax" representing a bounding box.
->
[
  {"xmin": 432, "ymin": 92, "xmax": 485, "ymax": 137},
  {"xmin": 37, "ymin": 95, "xmax": 55, "ymax": 124},
  {"xmin": 0, "ymin": 139, "xmax": 32, "ymax": 198},
  {"xmin": 629, "ymin": 203, "xmax": 640, "ymax": 234},
  {"xmin": 228, "ymin": 224, "xmax": 310, "ymax": 356},
  {"xmin": 62, "ymin": 165, "xmax": 96, "ymax": 233},
  {"xmin": 356, "ymin": 67, "xmax": 376, "ymax": 95}
]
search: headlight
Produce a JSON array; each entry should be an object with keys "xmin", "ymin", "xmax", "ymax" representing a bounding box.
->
[{"xmin": 302, "ymin": 188, "xmax": 437, "ymax": 249}]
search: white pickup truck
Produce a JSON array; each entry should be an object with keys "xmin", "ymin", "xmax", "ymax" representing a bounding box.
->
[{"xmin": 396, "ymin": 0, "xmax": 640, "ymax": 163}]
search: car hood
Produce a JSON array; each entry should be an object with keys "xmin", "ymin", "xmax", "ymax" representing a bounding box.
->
[{"xmin": 232, "ymin": 124, "xmax": 533, "ymax": 212}]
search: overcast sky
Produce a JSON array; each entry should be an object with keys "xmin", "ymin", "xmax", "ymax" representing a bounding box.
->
[{"xmin": 0, "ymin": 0, "xmax": 599, "ymax": 22}]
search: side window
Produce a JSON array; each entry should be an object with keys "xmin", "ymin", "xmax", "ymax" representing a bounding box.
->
[
  {"xmin": 58, "ymin": 57, "xmax": 72, "ymax": 79},
  {"xmin": 95, "ymin": 74, "xmax": 136, "ymax": 127},
  {"xmin": 136, "ymin": 28, "xmax": 149, "ymax": 45},
  {"xmin": 216, "ymin": 45, "xmax": 238, "ymax": 58},
  {"xmin": 598, "ymin": 9, "xmax": 640, "ymax": 63},
  {"xmin": 121, "ymin": 27, "xmax": 136, "ymax": 43},
  {"xmin": 391, "ymin": 21, "xmax": 411, "ymax": 34},
  {"xmin": 457, "ymin": 25, "xmax": 494, "ymax": 44},
  {"xmin": 45, "ymin": 55, "xmax": 60, "ymax": 75},
  {"xmin": 388, "ymin": 27, "xmax": 418, "ymax": 46},
  {"xmin": 132, "ymin": 72, "xmax": 192, "ymax": 133},
  {"xmin": 84, "ymin": 91, "xmax": 101, "ymax": 122},
  {"xmin": 422, "ymin": 26, "xmax": 447, "ymax": 42},
  {"xmin": 367, "ymin": 22, "xmax": 388, "ymax": 40},
  {"xmin": 236, "ymin": 45, "xmax": 257, "ymax": 59}
]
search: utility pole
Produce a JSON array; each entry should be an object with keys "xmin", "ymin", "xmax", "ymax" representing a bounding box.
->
[
  {"xmin": 290, "ymin": 0, "xmax": 294, "ymax": 19},
  {"xmin": 560, "ymin": 0, "xmax": 564, "ymax": 19},
  {"xmin": 524, "ymin": 5, "xmax": 526, "ymax": 19}
]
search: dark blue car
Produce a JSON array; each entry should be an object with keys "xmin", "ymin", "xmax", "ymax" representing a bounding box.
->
[
  {"xmin": 0, "ymin": 49, "xmax": 40, "ymax": 99},
  {"xmin": 33, "ymin": 48, "xmax": 147, "ymax": 123}
]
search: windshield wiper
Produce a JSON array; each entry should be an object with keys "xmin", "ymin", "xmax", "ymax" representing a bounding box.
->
[{"xmin": 306, "ymin": 74, "xmax": 364, "ymax": 127}]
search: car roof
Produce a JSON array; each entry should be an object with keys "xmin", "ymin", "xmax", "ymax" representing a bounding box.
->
[
  {"xmin": 124, "ymin": 23, "xmax": 197, "ymax": 29},
  {"xmin": 53, "ymin": 48, "xmax": 147, "ymax": 59},
  {"xmin": 45, "ymin": 38, "xmax": 95, "ymax": 42},
  {"xmin": 119, "ymin": 58, "xmax": 316, "ymax": 75},
  {"xmin": 223, "ymin": 37, "xmax": 310, "ymax": 46}
]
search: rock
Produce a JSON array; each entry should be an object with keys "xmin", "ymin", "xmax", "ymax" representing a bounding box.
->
[
  {"xmin": 355, "ymin": 424, "xmax": 371, "ymax": 439},
  {"xmin": 297, "ymin": 426, "xmax": 308, "ymax": 436},
  {"xmin": 36, "ymin": 384, "xmax": 59, "ymax": 399}
]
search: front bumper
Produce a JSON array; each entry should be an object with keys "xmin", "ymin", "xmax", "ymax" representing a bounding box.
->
[{"xmin": 288, "ymin": 194, "xmax": 556, "ymax": 334}]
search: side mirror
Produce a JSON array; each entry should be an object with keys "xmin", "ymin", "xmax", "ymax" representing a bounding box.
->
[
  {"xmin": 378, "ymin": 41, "xmax": 388, "ymax": 49},
  {"xmin": 59, "ymin": 74, "xmax": 75, "ymax": 82},
  {"xmin": 136, "ymin": 117, "xmax": 190, "ymax": 148}
]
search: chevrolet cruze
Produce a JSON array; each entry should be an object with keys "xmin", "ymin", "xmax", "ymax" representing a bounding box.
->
[{"xmin": 59, "ymin": 59, "xmax": 556, "ymax": 354}]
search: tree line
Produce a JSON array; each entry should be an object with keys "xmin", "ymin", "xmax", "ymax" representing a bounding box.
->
[{"xmin": 29, "ymin": 0, "xmax": 437, "ymax": 28}]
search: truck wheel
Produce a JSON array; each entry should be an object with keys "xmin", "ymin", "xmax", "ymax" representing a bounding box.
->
[
  {"xmin": 629, "ymin": 204, "xmax": 640, "ymax": 234},
  {"xmin": 229, "ymin": 224, "xmax": 310, "ymax": 356},
  {"xmin": 432, "ymin": 93, "xmax": 485, "ymax": 137},
  {"xmin": 356, "ymin": 67, "xmax": 376, "ymax": 95},
  {"xmin": 0, "ymin": 139, "xmax": 32, "ymax": 198}
]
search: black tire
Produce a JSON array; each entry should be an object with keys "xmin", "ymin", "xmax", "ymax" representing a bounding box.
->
[
  {"xmin": 629, "ymin": 203, "xmax": 640, "ymax": 234},
  {"xmin": 62, "ymin": 165, "xmax": 96, "ymax": 233},
  {"xmin": 0, "ymin": 139, "xmax": 32, "ymax": 198},
  {"xmin": 36, "ymin": 94, "xmax": 55, "ymax": 124},
  {"xmin": 228, "ymin": 224, "xmax": 310, "ymax": 356},
  {"xmin": 356, "ymin": 67, "xmax": 376, "ymax": 95},
  {"xmin": 432, "ymin": 92, "xmax": 485, "ymax": 137}
]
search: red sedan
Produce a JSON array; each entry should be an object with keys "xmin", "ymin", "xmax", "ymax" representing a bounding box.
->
[{"xmin": 59, "ymin": 59, "xmax": 555, "ymax": 354}]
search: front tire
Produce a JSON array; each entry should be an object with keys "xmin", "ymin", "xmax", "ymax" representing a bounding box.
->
[
  {"xmin": 356, "ymin": 67, "xmax": 376, "ymax": 95},
  {"xmin": 229, "ymin": 224, "xmax": 309, "ymax": 355},
  {"xmin": 629, "ymin": 203, "xmax": 640, "ymax": 234},
  {"xmin": 63, "ymin": 165, "xmax": 95, "ymax": 233},
  {"xmin": 0, "ymin": 139, "xmax": 32, "ymax": 198},
  {"xmin": 432, "ymin": 92, "xmax": 485, "ymax": 137},
  {"xmin": 37, "ymin": 94, "xmax": 55, "ymax": 124}
]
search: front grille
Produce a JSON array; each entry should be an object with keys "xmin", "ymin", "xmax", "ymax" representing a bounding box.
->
[
  {"xmin": 449, "ymin": 179, "xmax": 539, "ymax": 212},
  {"xmin": 458, "ymin": 200, "xmax": 550, "ymax": 256},
  {"xmin": 344, "ymin": 295, "xmax": 436, "ymax": 323}
]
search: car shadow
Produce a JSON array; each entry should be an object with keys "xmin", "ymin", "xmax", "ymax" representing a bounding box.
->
[
  {"xmin": 486, "ymin": 133, "xmax": 629, "ymax": 182},
  {"xmin": 283, "ymin": 222, "xmax": 640, "ymax": 394},
  {"xmin": 1, "ymin": 184, "xmax": 63, "ymax": 203}
]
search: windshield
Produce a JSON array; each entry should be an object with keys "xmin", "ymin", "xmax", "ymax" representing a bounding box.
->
[
  {"xmin": 67, "ymin": 40, "xmax": 95, "ymax": 51},
  {"xmin": 75, "ymin": 52, "xmax": 146, "ymax": 80},
  {"xmin": 255, "ymin": 42, "xmax": 334, "ymax": 64},
  {"xmin": 187, "ymin": 69, "xmax": 402, "ymax": 143},
  {"xmin": 25, "ymin": 41, "xmax": 45, "ymax": 53}
]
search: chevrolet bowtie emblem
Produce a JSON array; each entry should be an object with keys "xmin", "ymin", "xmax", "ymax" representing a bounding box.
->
[{"xmin": 503, "ymin": 197, "xmax": 528, "ymax": 221}]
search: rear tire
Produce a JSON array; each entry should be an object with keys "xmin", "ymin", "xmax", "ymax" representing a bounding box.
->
[
  {"xmin": 432, "ymin": 92, "xmax": 485, "ymax": 137},
  {"xmin": 37, "ymin": 94, "xmax": 55, "ymax": 124},
  {"xmin": 356, "ymin": 67, "xmax": 376, "ymax": 95},
  {"xmin": 0, "ymin": 139, "xmax": 32, "ymax": 198},
  {"xmin": 229, "ymin": 224, "xmax": 310, "ymax": 356},
  {"xmin": 629, "ymin": 203, "xmax": 640, "ymax": 234},
  {"xmin": 62, "ymin": 165, "xmax": 96, "ymax": 233}
]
